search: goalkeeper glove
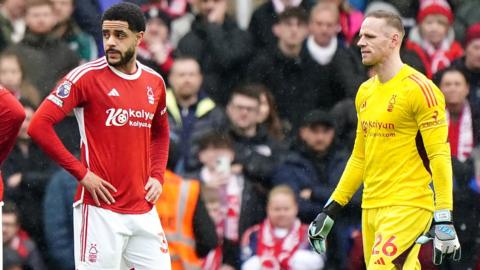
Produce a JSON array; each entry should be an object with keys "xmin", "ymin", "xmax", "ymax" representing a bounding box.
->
[
  {"xmin": 308, "ymin": 199, "xmax": 343, "ymax": 254},
  {"xmin": 416, "ymin": 209, "xmax": 461, "ymax": 265}
]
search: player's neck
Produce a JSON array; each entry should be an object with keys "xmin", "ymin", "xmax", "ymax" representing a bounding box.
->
[{"xmin": 374, "ymin": 55, "xmax": 404, "ymax": 83}]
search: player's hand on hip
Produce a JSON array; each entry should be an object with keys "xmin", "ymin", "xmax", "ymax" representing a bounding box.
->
[
  {"xmin": 145, "ymin": 177, "xmax": 163, "ymax": 203},
  {"xmin": 80, "ymin": 170, "xmax": 117, "ymax": 206},
  {"xmin": 416, "ymin": 210, "xmax": 461, "ymax": 265},
  {"xmin": 308, "ymin": 199, "xmax": 343, "ymax": 254}
]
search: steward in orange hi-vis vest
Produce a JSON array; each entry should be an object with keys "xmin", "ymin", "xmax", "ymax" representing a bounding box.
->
[{"xmin": 156, "ymin": 170, "xmax": 203, "ymax": 270}]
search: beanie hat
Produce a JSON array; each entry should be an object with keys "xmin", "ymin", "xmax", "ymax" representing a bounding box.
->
[
  {"xmin": 417, "ymin": 0, "xmax": 453, "ymax": 24},
  {"xmin": 465, "ymin": 23, "xmax": 480, "ymax": 47}
]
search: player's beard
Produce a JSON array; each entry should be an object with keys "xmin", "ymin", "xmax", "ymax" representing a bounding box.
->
[{"xmin": 106, "ymin": 45, "xmax": 135, "ymax": 67}]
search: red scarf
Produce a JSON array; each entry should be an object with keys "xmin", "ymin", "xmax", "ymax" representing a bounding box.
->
[{"xmin": 256, "ymin": 219, "xmax": 307, "ymax": 270}]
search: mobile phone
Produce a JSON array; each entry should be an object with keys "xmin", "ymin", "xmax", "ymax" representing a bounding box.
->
[{"xmin": 216, "ymin": 156, "xmax": 231, "ymax": 174}]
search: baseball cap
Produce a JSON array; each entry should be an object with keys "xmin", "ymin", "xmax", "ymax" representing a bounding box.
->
[{"xmin": 300, "ymin": 109, "xmax": 335, "ymax": 128}]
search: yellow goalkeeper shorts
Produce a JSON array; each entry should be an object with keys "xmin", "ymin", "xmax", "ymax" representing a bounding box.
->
[{"xmin": 362, "ymin": 206, "xmax": 432, "ymax": 269}]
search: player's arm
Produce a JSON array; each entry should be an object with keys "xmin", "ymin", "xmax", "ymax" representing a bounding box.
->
[
  {"xmin": 0, "ymin": 90, "xmax": 25, "ymax": 201},
  {"xmin": 28, "ymin": 79, "xmax": 116, "ymax": 206},
  {"xmin": 28, "ymin": 80, "xmax": 88, "ymax": 180},
  {"xmin": 411, "ymin": 77, "xmax": 460, "ymax": 264},
  {"xmin": 0, "ymin": 91, "xmax": 25, "ymax": 164},
  {"xmin": 145, "ymin": 81, "xmax": 170, "ymax": 203},
  {"xmin": 411, "ymin": 80, "xmax": 452, "ymax": 211},
  {"xmin": 330, "ymin": 116, "xmax": 365, "ymax": 206},
  {"xmin": 309, "ymin": 94, "xmax": 365, "ymax": 253}
]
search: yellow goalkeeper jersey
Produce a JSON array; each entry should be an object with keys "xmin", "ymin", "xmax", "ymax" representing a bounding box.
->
[{"xmin": 331, "ymin": 64, "xmax": 452, "ymax": 211}]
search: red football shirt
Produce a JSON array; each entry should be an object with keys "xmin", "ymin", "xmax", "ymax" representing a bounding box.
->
[
  {"xmin": 29, "ymin": 57, "xmax": 169, "ymax": 214},
  {"xmin": 0, "ymin": 87, "xmax": 26, "ymax": 201}
]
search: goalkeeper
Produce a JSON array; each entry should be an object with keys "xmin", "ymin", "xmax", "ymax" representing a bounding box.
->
[{"xmin": 308, "ymin": 10, "xmax": 461, "ymax": 269}]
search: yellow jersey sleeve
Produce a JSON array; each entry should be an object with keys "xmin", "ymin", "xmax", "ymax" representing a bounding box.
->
[
  {"xmin": 408, "ymin": 74, "xmax": 453, "ymax": 210},
  {"xmin": 331, "ymin": 85, "xmax": 367, "ymax": 206}
]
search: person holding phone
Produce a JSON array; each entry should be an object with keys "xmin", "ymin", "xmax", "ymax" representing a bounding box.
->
[{"xmin": 192, "ymin": 132, "xmax": 266, "ymax": 270}]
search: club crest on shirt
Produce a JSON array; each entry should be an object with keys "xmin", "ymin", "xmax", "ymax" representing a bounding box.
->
[
  {"xmin": 56, "ymin": 81, "xmax": 72, "ymax": 98},
  {"xmin": 88, "ymin": 243, "xmax": 98, "ymax": 263},
  {"xmin": 147, "ymin": 86, "xmax": 154, "ymax": 105},
  {"xmin": 387, "ymin": 94, "xmax": 397, "ymax": 112}
]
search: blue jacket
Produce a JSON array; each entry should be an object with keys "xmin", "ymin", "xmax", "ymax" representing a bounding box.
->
[
  {"xmin": 43, "ymin": 169, "xmax": 78, "ymax": 270},
  {"xmin": 271, "ymin": 141, "xmax": 354, "ymax": 222},
  {"xmin": 167, "ymin": 89, "xmax": 226, "ymax": 172}
]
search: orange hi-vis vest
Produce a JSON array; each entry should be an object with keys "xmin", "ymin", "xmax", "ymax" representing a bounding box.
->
[{"xmin": 156, "ymin": 170, "xmax": 203, "ymax": 270}]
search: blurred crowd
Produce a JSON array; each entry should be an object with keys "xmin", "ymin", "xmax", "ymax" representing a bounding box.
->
[{"xmin": 2, "ymin": 0, "xmax": 480, "ymax": 269}]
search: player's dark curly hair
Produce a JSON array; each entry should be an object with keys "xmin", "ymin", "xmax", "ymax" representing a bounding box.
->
[{"xmin": 102, "ymin": 2, "xmax": 146, "ymax": 32}]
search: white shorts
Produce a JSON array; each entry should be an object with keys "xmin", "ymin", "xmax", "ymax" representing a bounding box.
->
[{"xmin": 73, "ymin": 204, "xmax": 171, "ymax": 270}]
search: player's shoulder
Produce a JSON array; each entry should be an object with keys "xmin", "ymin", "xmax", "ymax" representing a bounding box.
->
[
  {"xmin": 400, "ymin": 65, "xmax": 443, "ymax": 107},
  {"xmin": 139, "ymin": 62, "xmax": 166, "ymax": 85},
  {"xmin": 358, "ymin": 76, "xmax": 375, "ymax": 92},
  {"xmin": 356, "ymin": 76, "xmax": 376, "ymax": 102},
  {"xmin": 64, "ymin": 57, "xmax": 108, "ymax": 83},
  {"xmin": 400, "ymin": 65, "xmax": 435, "ymax": 92}
]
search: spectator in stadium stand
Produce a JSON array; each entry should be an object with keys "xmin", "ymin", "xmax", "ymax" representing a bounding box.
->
[
  {"xmin": 271, "ymin": 109, "xmax": 358, "ymax": 269},
  {"xmin": 305, "ymin": 1, "xmax": 366, "ymax": 111},
  {"xmin": 221, "ymin": 85, "xmax": 286, "ymax": 190},
  {"xmin": 2, "ymin": 201, "xmax": 47, "ymax": 270},
  {"xmin": 255, "ymin": 85, "xmax": 286, "ymax": 141},
  {"xmin": 2, "ymin": 98, "xmax": 54, "ymax": 257},
  {"xmin": 43, "ymin": 169, "xmax": 78, "ymax": 270},
  {"xmin": 201, "ymin": 186, "xmax": 224, "ymax": 270},
  {"xmin": 155, "ymin": 169, "xmax": 218, "ymax": 270},
  {"xmin": 169, "ymin": 0, "xmax": 197, "ymax": 48},
  {"xmin": 332, "ymin": 0, "xmax": 363, "ymax": 46},
  {"xmin": 167, "ymin": 56, "xmax": 225, "ymax": 173},
  {"xmin": 246, "ymin": 7, "xmax": 314, "ymax": 129},
  {"xmin": 240, "ymin": 185, "xmax": 325, "ymax": 270},
  {"xmin": 176, "ymin": 0, "xmax": 253, "ymax": 105},
  {"xmin": 405, "ymin": 0, "xmax": 463, "ymax": 78},
  {"xmin": 248, "ymin": 0, "xmax": 313, "ymax": 50},
  {"xmin": 137, "ymin": 4, "xmax": 174, "ymax": 80},
  {"xmin": 0, "ymin": 49, "xmax": 40, "ymax": 106},
  {"xmin": 9, "ymin": 0, "xmax": 80, "ymax": 98},
  {"xmin": 451, "ymin": 23, "xmax": 480, "ymax": 109},
  {"xmin": 192, "ymin": 132, "xmax": 266, "ymax": 270},
  {"xmin": 435, "ymin": 66, "xmax": 480, "ymax": 163},
  {"xmin": 51, "ymin": 0, "xmax": 98, "ymax": 63},
  {"xmin": 0, "ymin": 0, "xmax": 26, "ymax": 50}
]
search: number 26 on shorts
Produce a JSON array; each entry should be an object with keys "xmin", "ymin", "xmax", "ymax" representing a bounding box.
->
[{"xmin": 372, "ymin": 234, "xmax": 398, "ymax": 257}]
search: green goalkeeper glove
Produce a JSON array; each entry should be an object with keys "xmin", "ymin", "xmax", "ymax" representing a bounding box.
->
[
  {"xmin": 308, "ymin": 200, "xmax": 343, "ymax": 254},
  {"xmin": 416, "ymin": 210, "xmax": 461, "ymax": 265}
]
